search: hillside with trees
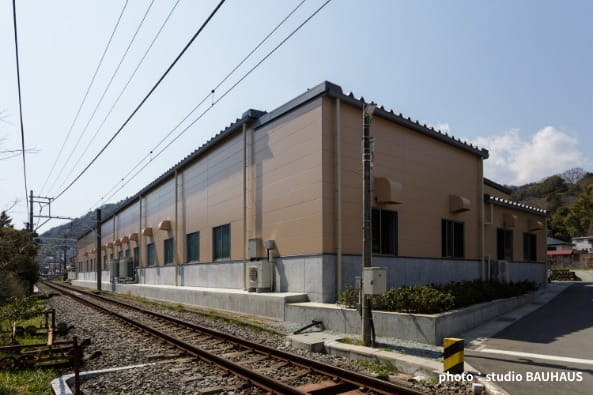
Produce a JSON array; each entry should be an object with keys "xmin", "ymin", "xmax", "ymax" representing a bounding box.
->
[{"xmin": 509, "ymin": 168, "xmax": 593, "ymax": 241}]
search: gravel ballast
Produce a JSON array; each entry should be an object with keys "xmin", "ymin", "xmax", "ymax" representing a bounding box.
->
[{"xmin": 45, "ymin": 285, "xmax": 474, "ymax": 394}]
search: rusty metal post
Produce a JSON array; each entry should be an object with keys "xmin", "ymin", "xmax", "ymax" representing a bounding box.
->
[{"xmin": 73, "ymin": 336, "xmax": 81, "ymax": 395}]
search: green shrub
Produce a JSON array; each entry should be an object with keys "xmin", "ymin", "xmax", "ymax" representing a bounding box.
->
[
  {"xmin": 434, "ymin": 280, "xmax": 537, "ymax": 309},
  {"xmin": 373, "ymin": 285, "xmax": 455, "ymax": 314},
  {"xmin": 338, "ymin": 284, "xmax": 359, "ymax": 308}
]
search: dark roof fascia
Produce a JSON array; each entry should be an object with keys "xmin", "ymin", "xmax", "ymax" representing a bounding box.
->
[
  {"xmin": 78, "ymin": 111, "xmax": 264, "ymax": 241},
  {"xmin": 484, "ymin": 178, "xmax": 512, "ymax": 195},
  {"xmin": 546, "ymin": 237, "xmax": 574, "ymax": 246},
  {"xmin": 484, "ymin": 193, "xmax": 547, "ymax": 216},
  {"xmin": 331, "ymin": 89, "xmax": 489, "ymax": 159},
  {"xmin": 252, "ymin": 81, "xmax": 338, "ymax": 130},
  {"xmin": 253, "ymin": 81, "xmax": 488, "ymax": 159}
]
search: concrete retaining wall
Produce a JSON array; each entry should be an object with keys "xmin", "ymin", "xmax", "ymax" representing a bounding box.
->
[
  {"xmin": 285, "ymin": 288, "xmax": 542, "ymax": 345},
  {"xmin": 70, "ymin": 280, "xmax": 308, "ymax": 320}
]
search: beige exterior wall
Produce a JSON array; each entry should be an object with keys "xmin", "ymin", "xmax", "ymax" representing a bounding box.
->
[
  {"xmin": 323, "ymin": 97, "xmax": 483, "ymax": 259},
  {"xmin": 484, "ymin": 203, "xmax": 546, "ymax": 263},
  {"xmin": 484, "ymin": 184, "xmax": 510, "ymax": 199},
  {"xmin": 77, "ymin": 231, "xmax": 95, "ymax": 272},
  {"xmin": 75, "ymin": 88, "xmax": 546, "ymax": 284}
]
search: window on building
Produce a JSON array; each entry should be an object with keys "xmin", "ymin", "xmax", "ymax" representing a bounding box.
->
[
  {"xmin": 497, "ymin": 229, "xmax": 513, "ymax": 261},
  {"xmin": 213, "ymin": 224, "xmax": 231, "ymax": 260},
  {"xmin": 442, "ymin": 219, "xmax": 464, "ymax": 258},
  {"xmin": 147, "ymin": 243, "xmax": 155, "ymax": 266},
  {"xmin": 372, "ymin": 209, "xmax": 397, "ymax": 255},
  {"xmin": 118, "ymin": 250, "xmax": 123, "ymax": 260},
  {"xmin": 187, "ymin": 232, "xmax": 200, "ymax": 262},
  {"xmin": 125, "ymin": 248, "xmax": 131, "ymax": 258},
  {"xmin": 523, "ymin": 233, "xmax": 537, "ymax": 261},
  {"xmin": 133, "ymin": 247, "xmax": 139, "ymax": 267},
  {"xmin": 164, "ymin": 238, "xmax": 174, "ymax": 265},
  {"xmin": 103, "ymin": 255, "xmax": 107, "ymax": 270}
]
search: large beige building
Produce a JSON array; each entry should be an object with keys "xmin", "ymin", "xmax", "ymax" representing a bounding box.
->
[{"xmin": 76, "ymin": 82, "xmax": 547, "ymax": 302}]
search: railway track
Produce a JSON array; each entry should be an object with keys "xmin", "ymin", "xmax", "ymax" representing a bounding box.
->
[{"xmin": 41, "ymin": 280, "xmax": 425, "ymax": 395}]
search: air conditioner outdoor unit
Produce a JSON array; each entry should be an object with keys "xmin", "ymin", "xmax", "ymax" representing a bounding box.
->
[
  {"xmin": 492, "ymin": 260, "xmax": 509, "ymax": 283},
  {"xmin": 247, "ymin": 260, "xmax": 272, "ymax": 293}
]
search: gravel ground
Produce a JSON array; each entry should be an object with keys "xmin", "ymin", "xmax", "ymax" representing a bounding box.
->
[{"xmin": 44, "ymin": 286, "xmax": 474, "ymax": 394}]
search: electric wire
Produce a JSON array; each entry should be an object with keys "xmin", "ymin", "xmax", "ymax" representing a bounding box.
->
[
  {"xmin": 39, "ymin": 0, "xmax": 129, "ymax": 195},
  {"xmin": 52, "ymin": 0, "xmax": 226, "ymax": 202},
  {"xmin": 93, "ymin": 0, "xmax": 332, "ymax": 208},
  {"xmin": 92, "ymin": 0, "xmax": 308, "ymax": 207},
  {"xmin": 59, "ymin": 0, "xmax": 181, "ymax": 198},
  {"xmin": 49, "ymin": 0, "xmax": 156, "ymax": 197},
  {"xmin": 11, "ymin": 0, "xmax": 29, "ymax": 225}
]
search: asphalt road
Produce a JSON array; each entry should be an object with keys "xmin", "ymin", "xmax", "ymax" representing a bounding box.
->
[{"xmin": 466, "ymin": 279, "xmax": 593, "ymax": 395}]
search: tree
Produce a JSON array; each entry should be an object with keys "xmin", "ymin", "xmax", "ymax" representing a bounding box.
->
[
  {"xmin": 0, "ymin": 213, "xmax": 38, "ymax": 302},
  {"xmin": 548, "ymin": 206, "xmax": 571, "ymax": 241},
  {"xmin": 564, "ymin": 184, "xmax": 593, "ymax": 237},
  {"xmin": 0, "ymin": 211, "xmax": 13, "ymax": 228},
  {"xmin": 561, "ymin": 167, "xmax": 586, "ymax": 185}
]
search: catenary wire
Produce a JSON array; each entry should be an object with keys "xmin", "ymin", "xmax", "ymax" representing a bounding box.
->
[
  {"xmin": 11, "ymin": 0, "xmax": 29, "ymax": 225},
  {"xmin": 60, "ymin": 0, "xmax": 181, "ymax": 198},
  {"xmin": 92, "ymin": 0, "xmax": 308, "ymax": 207},
  {"xmin": 94, "ymin": 0, "xmax": 332, "ymax": 207},
  {"xmin": 48, "ymin": 0, "xmax": 156, "ymax": 197},
  {"xmin": 39, "ymin": 0, "xmax": 129, "ymax": 195},
  {"xmin": 51, "ymin": 0, "xmax": 226, "ymax": 202}
]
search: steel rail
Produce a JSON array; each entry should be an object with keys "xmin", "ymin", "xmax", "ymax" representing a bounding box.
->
[
  {"xmin": 43, "ymin": 281, "xmax": 304, "ymax": 394},
  {"xmin": 42, "ymin": 280, "xmax": 425, "ymax": 395}
]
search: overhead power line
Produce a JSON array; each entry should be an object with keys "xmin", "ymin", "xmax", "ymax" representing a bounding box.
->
[
  {"xmin": 93, "ymin": 0, "xmax": 332, "ymax": 208},
  {"xmin": 52, "ymin": 0, "xmax": 227, "ymax": 202},
  {"xmin": 40, "ymin": 0, "xmax": 129, "ymax": 195},
  {"xmin": 11, "ymin": 0, "xmax": 29, "ymax": 224},
  {"xmin": 49, "ymin": 0, "xmax": 156, "ymax": 197},
  {"xmin": 93, "ymin": 0, "xmax": 309, "ymax": 207},
  {"xmin": 56, "ymin": 0, "xmax": 181, "ymax": 197}
]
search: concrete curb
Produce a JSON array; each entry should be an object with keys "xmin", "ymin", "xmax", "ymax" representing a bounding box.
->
[
  {"xmin": 323, "ymin": 339, "xmax": 510, "ymax": 394},
  {"xmin": 51, "ymin": 361, "xmax": 163, "ymax": 394}
]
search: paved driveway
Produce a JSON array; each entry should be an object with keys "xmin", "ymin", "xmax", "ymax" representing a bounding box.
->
[{"xmin": 466, "ymin": 281, "xmax": 593, "ymax": 395}]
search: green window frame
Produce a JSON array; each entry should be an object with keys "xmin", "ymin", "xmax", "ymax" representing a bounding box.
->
[
  {"xmin": 133, "ymin": 247, "xmax": 139, "ymax": 266},
  {"xmin": 442, "ymin": 219, "xmax": 465, "ymax": 258},
  {"xmin": 164, "ymin": 238, "xmax": 174, "ymax": 265},
  {"xmin": 497, "ymin": 229, "xmax": 513, "ymax": 261},
  {"xmin": 372, "ymin": 209, "xmax": 398, "ymax": 255},
  {"xmin": 147, "ymin": 243, "xmax": 155, "ymax": 266},
  {"xmin": 523, "ymin": 233, "xmax": 537, "ymax": 261},
  {"xmin": 213, "ymin": 224, "xmax": 230, "ymax": 260},
  {"xmin": 186, "ymin": 232, "xmax": 200, "ymax": 263}
]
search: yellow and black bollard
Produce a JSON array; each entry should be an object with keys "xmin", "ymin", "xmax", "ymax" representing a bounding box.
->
[{"xmin": 443, "ymin": 338, "xmax": 464, "ymax": 373}]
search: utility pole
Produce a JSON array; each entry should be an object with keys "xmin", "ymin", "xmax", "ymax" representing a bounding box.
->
[
  {"xmin": 361, "ymin": 102, "xmax": 376, "ymax": 346},
  {"xmin": 63, "ymin": 243, "xmax": 68, "ymax": 278},
  {"xmin": 29, "ymin": 190, "xmax": 33, "ymax": 233},
  {"xmin": 95, "ymin": 209, "xmax": 102, "ymax": 291}
]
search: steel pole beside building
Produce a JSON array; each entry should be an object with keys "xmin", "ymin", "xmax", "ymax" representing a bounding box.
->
[
  {"xmin": 95, "ymin": 209, "xmax": 102, "ymax": 291},
  {"xmin": 362, "ymin": 102, "xmax": 376, "ymax": 346}
]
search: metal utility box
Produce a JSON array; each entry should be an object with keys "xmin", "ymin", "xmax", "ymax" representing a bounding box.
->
[
  {"xmin": 248, "ymin": 238, "xmax": 263, "ymax": 259},
  {"xmin": 247, "ymin": 260, "xmax": 273, "ymax": 293},
  {"xmin": 362, "ymin": 267, "xmax": 387, "ymax": 295}
]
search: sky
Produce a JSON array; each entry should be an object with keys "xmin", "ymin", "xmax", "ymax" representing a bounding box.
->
[{"xmin": 1, "ymin": 0, "xmax": 592, "ymax": 232}]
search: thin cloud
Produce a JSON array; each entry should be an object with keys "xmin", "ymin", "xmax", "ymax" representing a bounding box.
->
[{"xmin": 472, "ymin": 127, "xmax": 587, "ymax": 185}]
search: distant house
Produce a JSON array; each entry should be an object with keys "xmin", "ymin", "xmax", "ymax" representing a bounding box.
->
[
  {"xmin": 572, "ymin": 236, "xmax": 593, "ymax": 253},
  {"xmin": 547, "ymin": 237, "xmax": 574, "ymax": 251},
  {"xmin": 546, "ymin": 237, "xmax": 575, "ymax": 267}
]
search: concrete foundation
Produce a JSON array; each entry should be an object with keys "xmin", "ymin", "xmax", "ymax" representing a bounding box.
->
[
  {"xmin": 285, "ymin": 289, "xmax": 543, "ymax": 345},
  {"xmin": 71, "ymin": 280, "xmax": 307, "ymax": 320}
]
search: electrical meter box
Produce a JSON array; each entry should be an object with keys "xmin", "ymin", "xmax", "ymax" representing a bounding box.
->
[{"xmin": 362, "ymin": 267, "xmax": 387, "ymax": 295}]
